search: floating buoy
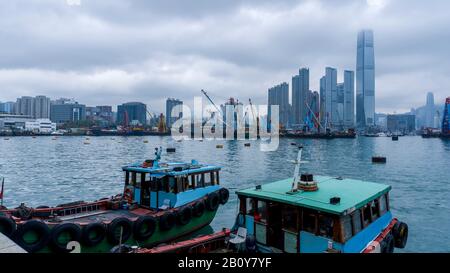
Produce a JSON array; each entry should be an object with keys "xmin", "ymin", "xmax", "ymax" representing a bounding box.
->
[
  {"xmin": 291, "ymin": 143, "xmax": 297, "ymax": 146},
  {"xmin": 143, "ymin": 140, "xmax": 149, "ymax": 143},
  {"xmin": 84, "ymin": 142, "xmax": 90, "ymax": 145},
  {"xmin": 166, "ymin": 148, "xmax": 176, "ymax": 153},
  {"xmin": 372, "ymin": 156, "xmax": 386, "ymax": 163},
  {"xmin": 216, "ymin": 144, "xmax": 223, "ymax": 149},
  {"xmin": 3, "ymin": 138, "xmax": 9, "ymax": 140},
  {"xmin": 392, "ymin": 136, "xmax": 399, "ymax": 141},
  {"xmin": 244, "ymin": 143, "xmax": 251, "ymax": 147}
]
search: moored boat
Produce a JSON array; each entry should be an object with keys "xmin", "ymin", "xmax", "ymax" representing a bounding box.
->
[{"xmin": 0, "ymin": 147, "xmax": 229, "ymax": 253}]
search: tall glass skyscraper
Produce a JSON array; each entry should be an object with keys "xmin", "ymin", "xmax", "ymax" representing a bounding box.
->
[
  {"xmin": 268, "ymin": 82, "xmax": 289, "ymax": 128},
  {"xmin": 292, "ymin": 68, "xmax": 309, "ymax": 125},
  {"xmin": 356, "ymin": 29, "xmax": 375, "ymax": 128}
]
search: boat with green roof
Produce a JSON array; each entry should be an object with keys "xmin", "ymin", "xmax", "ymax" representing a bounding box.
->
[{"xmin": 124, "ymin": 147, "xmax": 409, "ymax": 254}]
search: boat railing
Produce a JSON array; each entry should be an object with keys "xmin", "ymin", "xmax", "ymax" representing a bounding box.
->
[{"xmin": 56, "ymin": 203, "xmax": 102, "ymax": 217}]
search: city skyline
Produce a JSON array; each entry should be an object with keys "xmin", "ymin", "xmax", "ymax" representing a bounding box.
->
[{"xmin": 0, "ymin": 1, "xmax": 449, "ymax": 113}]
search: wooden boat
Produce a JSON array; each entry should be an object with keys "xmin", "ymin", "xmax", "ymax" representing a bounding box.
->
[{"xmin": 0, "ymin": 147, "xmax": 230, "ymax": 253}]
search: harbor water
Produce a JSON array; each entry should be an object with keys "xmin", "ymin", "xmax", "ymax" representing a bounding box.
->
[{"xmin": 1, "ymin": 136, "xmax": 449, "ymax": 252}]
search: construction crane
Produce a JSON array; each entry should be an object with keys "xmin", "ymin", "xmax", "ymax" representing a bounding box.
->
[
  {"xmin": 201, "ymin": 89, "xmax": 228, "ymax": 127},
  {"xmin": 146, "ymin": 109, "xmax": 167, "ymax": 133},
  {"xmin": 304, "ymin": 100, "xmax": 322, "ymax": 132}
]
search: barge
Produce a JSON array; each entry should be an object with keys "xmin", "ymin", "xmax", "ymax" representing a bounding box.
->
[{"xmin": 0, "ymin": 147, "xmax": 229, "ymax": 253}]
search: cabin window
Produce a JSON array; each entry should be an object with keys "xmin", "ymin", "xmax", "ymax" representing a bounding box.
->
[
  {"xmin": 371, "ymin": 199, "xmax": 380, "ymax": 220},
  {"xmin": 246, "ymin": 198, "xmax": 256, "ymax": 215},
  {"xmin": 282, "ymin": 206, "xmax": 299, "ymax": 233},
  {"xmin": 131, "ymin": 172, "xmax": 137, "ymax": 186},
  {"xmin": 189, "ymin": 175, "xmax": 196, "ymax": 189},
  {"xmin": 124, "ymin": 171, "xmax": 130, "ymax": 185},
  {"xmin": 303, "ymin": 212, "xmax": 317, "ymax": 234},
  {"xmin": 215, "ymin": 171, "xmax": 220, "ymax": 185},
  {"xmin": 362, "ymin": 205, "xmax": 371, "ymax": 226},
  {"xmin": 351, "ymin": 209, "xmax": 363, "ymax": 235},
  {"xmin": 318, "ymin": 214, "xmax": 334, "ymax": 239},
  {"xmin": 239, "ymin": 197, "xmax": 246, "ymax": 214},
  {"xmin": 341, "ymin": 215, "xmax": 353, "ymax": 242},
  {"xmin": 379, "ymin": 194, "xmax": 388, "ymax": 214},
  {"xmin": 175, "ymin": 177, "xmax": 184, "ymax": 193},
  {"xmin": 255, "ymin": 200, "xmax": 268, "ymax": 223},
  {"xmin": 150, "ymin": 177, "xmax": 160, "ymax": 191},
  {"xmin": 198, "ymin": 173, "xmax": 205, "ymax": 187},
  {"xmin": 167, "ymin": 177, "xmax": 176, "ymax": 193}
]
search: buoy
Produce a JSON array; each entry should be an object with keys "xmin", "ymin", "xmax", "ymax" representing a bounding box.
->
[
  {"xmin": 392, "ymin": 136, "xmax": 399, "ymax": 141},
  {"xmin": 84, "ymin": 142, "xmax": 90, "ymax": 145},
  {"xmin": 166, "ymin": 148, "xmax": 176, "ymax": 153},
  {"xmin": 3, "ymin": 138, "xmax": 9, "ymax": 140},
  {"xmin": 244, "ymin": 143, "xmax": 251, "ymax": 147},
  {"xmin": 291, "ymin": 143, "xmax": 297, "ymax": 146},
  {"xmin": 143, "ymin": 140, "xmax": 149, "ymax": 143},
  {"xmin": 216, "ymin": 144, "xmax": 223, "ymax": 149},
  {"xmin": 372, "ymin": 156, "xmax": 386, "ymax": 163}
]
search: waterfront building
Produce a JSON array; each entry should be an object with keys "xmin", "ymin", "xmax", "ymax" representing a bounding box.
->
[
  {"xmin": 15, "ymin": 96, "xmax": 35, "ymax": 117},
  {"xmin": 337, "ymin": 83, "xmax": 345, "ymax": 127},
  {"xmin": 292, "ymin": 68, "xmax": 310, "ymax": 126},
  {"xmin": 443, "ymin": 98, "xmax": 450, "ymax": 135},
  {"xmin": 0, "ymin": 101, "xmax": 16, "ymax": 114},
  {"xmin": 24, "ymin": 119, "xmax": 56, "ymax": 133},
  {"xmin": 117, "ymin": 102, "xmax": 147, "ymax": 126},
  {"xmin": 50, "ymin": 100, "xmax": 86, "ymax": 124},
  {"xmin": 268, "ymin": 82, "xmax": 289, "ymax": 128},
  {"xmin": 0, "ymin": 114, "xmax": 34, "ymax": 131},
  {"xmin": 387, "ymin": 114, "xmax": 416, "ymax": 134},
  {"xmin": 34, "ymin": 95, "xmax": 51, "ymax": 119},
  {"xmin": 166, "ymin": 98, "xmax": 183, "ymax": 129},
  {"xmin": 343, "ymin": 70, "xmax": 355, "ymax": 128},
  {"xmin": 86, "ymin": 105, "xmax": 113, "ymax": 126},
  {"xmin": 356, "ymin": 29, "xmax": 376, "ymax": 129}
]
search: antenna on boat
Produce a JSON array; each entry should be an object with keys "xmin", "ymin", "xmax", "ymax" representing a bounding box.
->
[{"xmin": 290, "ymin": 147, "xmax": 305, "ymax": 191}]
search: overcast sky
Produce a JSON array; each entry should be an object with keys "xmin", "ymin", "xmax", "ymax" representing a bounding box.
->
[{"xmin": 0, "ymin": 0, "xmax": 449, "ymax": 113}]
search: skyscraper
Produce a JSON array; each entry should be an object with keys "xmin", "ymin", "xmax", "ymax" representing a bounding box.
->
[
  {"xmin": 268, "ymin": 82, "xmax": 289, "ymax": 128},
  {"xmin": 16, "ymin": 96, "xmax": 35, "ymax": 117},
  {"xmin": 343, "ymin": 70, "xmax": 355, "ymax": 128},
  {"xmin": 320, "ymin": 67, "xmax": 337, "ymax": 127},
  {"xmin": 292, "ymin": 68, "xmax": 309, "ymax": 125},
  {"xmin": 356, "ymin": 29, "xmax": 375, "ymax": 129},
  {"xmin": 166, "ymin": 98, "xmax": 183, "ymax": 129},
  {"xmin": 50, "ymin": 100, "xmax": 86, "ymax": 123},
  {"xmin": 425, "ymin": 92, "xmax": 435, "ymax": 128}
]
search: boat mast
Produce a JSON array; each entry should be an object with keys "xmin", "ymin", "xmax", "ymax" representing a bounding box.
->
[{"xmin": 291, "ymin": 147, "xmax": 303, "ymax": 191}]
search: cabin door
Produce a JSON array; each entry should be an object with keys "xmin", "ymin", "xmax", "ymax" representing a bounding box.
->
[
  {"xmin": 267, "ymin": 202, "xmax": 284, "ymax": 250},
  {"xmin": 140, "ymin": 181, "xmax": 151, "ymax": 207}
]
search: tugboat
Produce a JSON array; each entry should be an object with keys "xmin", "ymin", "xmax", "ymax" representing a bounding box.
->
[
  {"xmin": 0, "ymin": 147, "xmax": 229, "ymax": 253},
  {"xmin": 130, "ymin": 147, "xmax": 408, "ymax": 254}
]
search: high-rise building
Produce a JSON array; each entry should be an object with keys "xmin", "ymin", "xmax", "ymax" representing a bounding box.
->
[
  {"xmin": 117, "ymin": 102, "xmax": 147, "ymax": 126},
  {"xmin": 320, "ymin": 67, "xmax": 337, "ymax": 127},
  {"xmin": 34, "ymin": 95, "xmax": 51, "ymax": 119},
  {"xmin": 343, "ymin": 70, "xmax": 355, "ymax": 128},
  {"xmin": 50, "ymin": 100, "xmax": 86, "ymax": 123},
  {"xmin": 15, "ymin": 96, "xmax": 35, "ymax": 117},
  {"xmin": 356, "ymin": 29, "xmax": 375, "ymax": 129},
  {"xmin": 387, "ymin": 114, "xmax": 416, "ymax": 134},
  {"xmin": 292, "ymin": 68, "xmax": 309, "ymax": 125},
  {"xmin": 165, "ymin": 98, "xmax": 183, "ymax": 129},
  {"xmin": 337, "ymin": 83, "xmax": 345, "ymax": 127},
  {"xmin": 0, "ymin": 101, "xmax": 16, "ymax": 114},
  {"xmin": 424, "ymin": 92, "xmax": 435, "ymax": 128},
  {"xmin": 442, "ymin": 98, "xmax": 450, "ymax": 136},
  {"xmin": 268, "ymin": 82, "xmax": 289, "ymax": 128}
]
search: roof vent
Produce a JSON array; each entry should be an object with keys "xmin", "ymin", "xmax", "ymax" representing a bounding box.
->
[
  {"xmin": 330, "ymin": 197, "xmax": 341, "ymax": 205},
  {"xmin": 255, "ymin": 185, "xmax": 262, "ymax": 190},
  {"xmin": 301, "ymin": 173, "xmax": 314, "ymax": 182}
]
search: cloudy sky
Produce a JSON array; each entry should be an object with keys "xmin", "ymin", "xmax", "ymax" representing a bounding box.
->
[{"xmin": 0, "ymin": 0, "xmax": 449, "ymax": 113}]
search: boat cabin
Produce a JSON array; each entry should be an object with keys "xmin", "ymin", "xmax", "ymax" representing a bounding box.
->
[
  {"xmin": 235, "ymin": 174, "xmax": 392, "ymax": 253},
  {"xmin": 122, "ymin": 159, "xmax": 221, "ymax": 210}
]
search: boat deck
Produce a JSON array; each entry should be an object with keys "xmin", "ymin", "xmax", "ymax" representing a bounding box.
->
[{"xmin": 48, "ymin": 208, "xmax": 155, "ymax": 225}]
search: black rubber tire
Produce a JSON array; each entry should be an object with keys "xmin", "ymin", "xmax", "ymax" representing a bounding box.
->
[
  {"xmin": 133, "ymin": 216, "xmax": 156, "ymax": 241},
  {"xmin": 177, "ymin": 207, "xmax": 192, "ymax": 226},
  {"xmin": 205, "ymin": 192, "xmax": 220, "ymax": 211},
  {"xmin": 159, "ymin": 212, "xmax": 176, "ymax": 231},
  {"xmin": 50, "ymin": 223, "xmax": 82, "ymax": 253},
  {"xmin": 14, "ymin": 220, "xmax": 51, "ymax": 253},
  {"xmin": 383, "ymin": 234, "xmax": 395, "ymax": 253},
  {"xmin": 393, "ymin": 221, "xmax": 408, "ymax": 249},
  {"xmin": 219, "ymin": 188, "xmax": 229, "ymax": 205},
  {"xmin": 193, "ymin": 201, "xmax": 205, "ymax": 218},
  {"xmin": 81, "ymin": 222, "xmax": 106, "ymax": 247},
  {"xmin": 107, "ymin": 217, "xmax": 133, "ymax": 245},
  {"xmin": 0, "ymin": 215, "xmax": 16, "ymax": 238}
]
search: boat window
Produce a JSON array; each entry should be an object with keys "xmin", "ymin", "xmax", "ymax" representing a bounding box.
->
[
  {"xmin": 198, "ymin": 173, "xmax": 205, "ymax": 187},
  {"xmin": 282, "ymin": 206, "xmax": 299, "ymax": 233},
  {"xmin": 239, "ymin": 197, "xmax": 246, "ymax": 214},
  {"xmin": 351, "ymin": 209, "xmax": 363, "ymax": 235},
  {"xmin": 379, "ymin": 194, "xmax": 388, "ymax": 214},
  {"xmin": 189, "ymin": 175, "xmax": 196, "ymax": 189},
  {"xmin": 303, "ymin": 212, "xmax": 317, "ymax": 234},
  {"xmin": 168, "ymin": 177, "xmax": 176, "ymax": 193},
  {"xmin": 362, "ymin": 205, "xmax": 371, "ymax": 227},
  {"xmin": 371, "ymin": 199, "xmax": 380, "ymax": 220},
  {"xmin": 246, "ymin": 198, "xmax": 256, "ymax": 215},
  {"xmin": 124, "ymin": 171, "xmax": 130, "ymax": 185},
  {"xmin": 175, "ymin": 177, "xmax": 184, "ymax": 193},
  {"xmin": 150, "ymin": 177, "xmax": 160, "ymax": 191},
  {"xmin": 131, "ymin": 172, "xmax": 137, "ymax": 186},
  {"xmin": 255, "ymin": 200, "xmax": 268, "ymax": 223},
  {"xmin": 318, "ymin": 214, "xmax": 334, "ymax": 239},
  {"xmin": 215, "ymin": 171, "xmax": 220, "ymax": 185},
  {"xmin": 341, "ymin": 215, "xmax": 353, "ymax": 242}
]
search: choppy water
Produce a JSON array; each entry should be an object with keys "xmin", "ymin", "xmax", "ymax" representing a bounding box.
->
[{"xmin": 1, "ymin": 136, "xmax": 449, "ymax": 252}]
